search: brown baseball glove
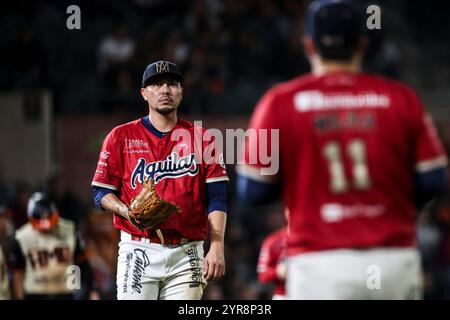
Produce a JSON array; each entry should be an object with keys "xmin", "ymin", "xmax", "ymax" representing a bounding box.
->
[{"xmin": 128, "ymin": 178, "xmax": 180, "ymax": 231}]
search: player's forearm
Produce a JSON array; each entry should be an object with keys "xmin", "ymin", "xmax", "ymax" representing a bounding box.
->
[
  {"xmin": 208, "ymin": 211, "xmax": 226, "ymax": 246},
  {"xmin": 101, "ymin": 193, "xmax": 129, "ymax": 219},
  {"xmin": 12, "ymin": 270, "xmax": 25, "ymax": 300},
  {"xmin": 205, "ymin": 211, "xmax": 227, "ymax": 281}
]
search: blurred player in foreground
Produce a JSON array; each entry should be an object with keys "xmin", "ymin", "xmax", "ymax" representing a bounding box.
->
[{"xmin": 237, "ymin": 0, "xmax": 448, "ymax": 299}]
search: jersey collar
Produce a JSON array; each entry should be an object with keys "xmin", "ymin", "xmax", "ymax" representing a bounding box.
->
[{"xmin": 141, "ymin": 116, "xmax": 169, "ymax": 139}]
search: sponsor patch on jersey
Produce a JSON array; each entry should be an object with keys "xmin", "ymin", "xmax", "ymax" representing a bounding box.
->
[
  {"xmin": 126, "ymin": 138, "xmax": 149, "ymax": 149},
  {"xmin": 294, "ymin": 91, "xmax": 390, "ymax": 112},
  {"xmin": 321, "ymin": 203, "xmax": 385, "ymax": 223},
  {"xmin": 126, "ymin": 149, "xmax": 149, "ymax": 154},
  {"xmin": 131, "ymin": 152, "xmax": 199, "ymax": 189}
]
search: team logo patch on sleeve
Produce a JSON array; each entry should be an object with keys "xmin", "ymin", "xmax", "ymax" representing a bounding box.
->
[{"xmin": 131, "ymin": 152, "xmax": 199, "ymax": 189}]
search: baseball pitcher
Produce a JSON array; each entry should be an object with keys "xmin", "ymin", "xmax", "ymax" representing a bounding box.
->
[{"xmin": 92, "ymin": 60, "xmax": 229, "ymax": 300}]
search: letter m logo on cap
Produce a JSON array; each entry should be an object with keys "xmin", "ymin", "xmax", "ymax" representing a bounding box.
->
[{"xmin": 156, "ymin": 61, "xmax": 169, "ymax": 73}]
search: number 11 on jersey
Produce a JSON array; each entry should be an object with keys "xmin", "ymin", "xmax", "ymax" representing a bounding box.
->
[{"xmin": 323, "ymin": 139, "xmax": 371, "ymax": 193}]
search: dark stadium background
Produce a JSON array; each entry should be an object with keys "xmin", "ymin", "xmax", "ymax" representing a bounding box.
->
[{"xmin": 0, "ymin": 0, "xmax": 449, "ymax": 299}]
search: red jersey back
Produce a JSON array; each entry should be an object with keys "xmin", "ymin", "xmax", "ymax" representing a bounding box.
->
[
  {"xmin": 92, "ymin": 118, "xmax": 229, "ymax": 240},
  {"xmin": 241, "ymin": 72, "xmax": 447, "ymax": 255}
]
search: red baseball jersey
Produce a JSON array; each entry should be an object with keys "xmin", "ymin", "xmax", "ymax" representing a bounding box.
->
[
  {"xmin": 257, "ymin": 228, "xmax": 287, "ymax": 297},
  {"xmin": 92, "ymin": 117, "xmax": 229, "ymax": 240},
  {"xmin": 239, "ymin": 72, "xmax": 448, "ymax": 255}
]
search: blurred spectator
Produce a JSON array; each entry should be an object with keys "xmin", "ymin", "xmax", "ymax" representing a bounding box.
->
[
  {"xmin": 97, "ymin": 24, "xmax": 135, "ymax": 75},
  {"xmin": 100, "ymin": 66, "xmax": 141, "ymax": 113},
  {"xmin": 85, "ymin": 209, "xmax": 119, "ymax": 300},
  {"xmin": 5, "ymin": 25, "xmax": 47, "ymax": 88},
  {"xmin": 5, "ymin": 182, "xmax": 33, "ymax": 229},
  {"xmin": 372, "ymin": 38, "xmax": 402, "ymax": 79},
  {"xmin": 0, "ymin": 244, "xmax": 10, "ymax": 300},
  {"xmin": 44, "ymin": 176, "xmax": 88, "ymax": 226},
  {"xmin": 0, "ymin": 204, "xmax": 12, "ymax": 300}
]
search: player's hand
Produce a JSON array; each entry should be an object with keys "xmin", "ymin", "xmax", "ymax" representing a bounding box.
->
[
  {"xmin": 204, "ymin": 241, "xmax": 225, "ymax": 282},
  {"xmin": 90, "ymin": 290, "xmax": 101, "ymax": 300},
  {"xmin": 276, "ymin": 262, "xmax": 287, "ymax": 280}
]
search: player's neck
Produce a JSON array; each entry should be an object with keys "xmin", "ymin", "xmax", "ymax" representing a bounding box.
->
[
  {"xmin": 311, "ymin": 56, "xmax": 361, "ymax": 76},
  {"xmin": 148, "ymin": 112, "xmax": 178, "ymax": 132}
]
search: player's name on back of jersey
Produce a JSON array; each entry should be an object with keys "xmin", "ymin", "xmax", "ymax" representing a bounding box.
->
[{"xmin": 314, "ymin": 111, "xmax": 375, "ymax": 132}]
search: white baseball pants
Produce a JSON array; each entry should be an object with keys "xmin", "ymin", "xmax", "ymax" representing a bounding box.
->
[
  {"xmin": 287, "ymin": 247, "xmax": 423, "ymax": 300},
  {"xmin": 117, "ymin": 231, "xmax": 207, "ymax": 300}
]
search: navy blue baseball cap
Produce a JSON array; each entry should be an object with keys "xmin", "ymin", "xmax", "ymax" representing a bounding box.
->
[
  {"xmin": 304, "ymin": 0, "xmax": 363, "ymax": 54},
  {"xmin": 142, "ymin": 60, "xmax": 183, "ymax": 87}
]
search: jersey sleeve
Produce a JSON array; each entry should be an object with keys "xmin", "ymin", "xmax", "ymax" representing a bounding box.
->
[
  {"xmin": 257, "ymin": 236, "xmax": 277, "ymax": 283},
  {"xmin": 406, "ymin": 87, "xmax": 448, "ymax": 173},
  {"xmin": 237, "ymin": 88, "xmax": 281, "ymax": 183},
  {"xmin": 202, "ymin": 129, "xmax": 229, "ymax": 183},
  {"xmin": 91, "ymin": 129, "xmax": 123, "ymax": 191}
]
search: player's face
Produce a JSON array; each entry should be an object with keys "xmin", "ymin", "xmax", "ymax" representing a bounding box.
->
[{"xmin": 141, "ymin": 77, "xmax": 183, "ymax": 115}]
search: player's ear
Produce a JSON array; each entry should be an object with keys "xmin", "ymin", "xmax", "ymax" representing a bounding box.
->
[
  {"xmin": 353, "ymin": 37, "xmax": 369, "ymax": 66},
  {"xmin": 357, "ymin": 36, "xmax": 369, "ymax": 55},
  {"xmin": 140, "ymin": 87, "xmax": 147, "ymax": 101},
  {"xmin": 303, "ymin": 36, "xmax": 316, "ymax": 58}
]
